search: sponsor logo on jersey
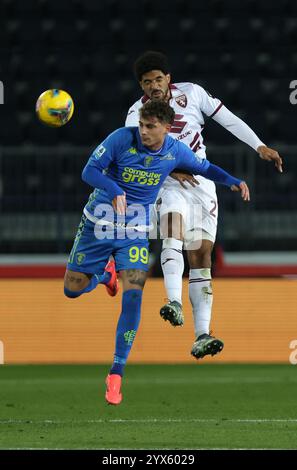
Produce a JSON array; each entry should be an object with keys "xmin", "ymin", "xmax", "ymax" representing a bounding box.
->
[
  {"xmin": 176, "ymin": 130, "xmax": 192, "ymax": 141},
  {"xmin": 128, "ymin": 147, "xmax": 138, "ymax": 154},
  {"xmin": 93, "ymin": 144, "xmax": 106, "ymax": 159},
  {"xmin": 122, "ymin": 167, "xmax": 161, "ymax": 185},
  {"xmin": 159, "ymin": 152, "xmax": 175, "ymax": 161},
  {"xmin": 175, "ymin": 94, "xmax": 187, "ymax": 108}
]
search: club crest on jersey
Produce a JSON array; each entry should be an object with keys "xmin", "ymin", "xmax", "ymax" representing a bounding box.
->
[
  {"xmin": 175, "ymin": 94, "xmax": 187, "ymax": 108},
  {"xmin": 144, "ymin": 156, "xmax": 154, "ymax": 167},
  {"xmin": 76, "ymin": 253, "xmax": 86, "ymax": 265}
]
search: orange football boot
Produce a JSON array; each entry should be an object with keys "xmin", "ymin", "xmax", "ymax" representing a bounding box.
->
[
  {"xmin": 104, "ymin": 260, "xmax": 119, "ymax": 297},
  {"xmin": 105, "ymin": 374, "xmax": 122, "ymax": 405}
]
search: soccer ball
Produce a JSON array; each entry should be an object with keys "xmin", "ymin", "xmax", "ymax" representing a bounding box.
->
[{"xmin": 36, "ymin": 89, "xmax": 74, "ymax": 127}]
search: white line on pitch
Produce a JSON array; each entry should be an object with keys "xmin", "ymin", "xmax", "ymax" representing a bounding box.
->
[
  {"xmin": 1, "ymin": 377, "xmax": 296, "ymax": 385},
  {"xmin": 1, "ymin": 418, "xmax": 297, "ymax": 425}
]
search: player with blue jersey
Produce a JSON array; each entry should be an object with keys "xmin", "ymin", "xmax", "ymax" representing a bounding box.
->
[{"xmin": 64, "ymin": 101, "xmax": 249, "ymax": 405}]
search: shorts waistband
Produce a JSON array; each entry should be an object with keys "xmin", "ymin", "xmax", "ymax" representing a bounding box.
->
[{"xmin": 83, "ymin": 207, "xmax": 152, "ymax": 232}]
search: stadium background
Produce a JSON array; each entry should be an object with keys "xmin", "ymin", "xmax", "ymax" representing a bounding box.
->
[{"xmin": 0, "ymin": 0, "xmax": 296, "ymax": 364}]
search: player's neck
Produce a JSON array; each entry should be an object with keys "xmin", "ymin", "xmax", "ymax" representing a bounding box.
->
[
  {"xmin": 147, "ymin": 139, "xmax": 165, "ymax": 152},
  {"xmin": 165, "ymin": 89, "xmax": 171, "ymax": 102}
]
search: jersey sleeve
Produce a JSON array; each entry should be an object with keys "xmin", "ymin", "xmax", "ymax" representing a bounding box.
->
[
  {"xmin": 193, "ymin": 84, "xmax": 223, "ymax": 118},
  {"xmin": 212, "ymin": 105, "xmax": 266, "ymax": 151},
  {"xmin": 194, "ymin": 84, "xmax": 265, "ymax": 151},
  {"xmin": 86, "ymin": 128, "xmax": 126, "ymax": 171},
  {"xmin": 125, "ymin": 103, "xmax": 140, "ymax": 126},
  {"xmin": 174, "ymin": 141, "xmax": 211, "ymax": 174},
  {"xmin": 174, "ymin": 142, "xmax": 242, "ymax": 187},
  {"xmin": 81, "ymin": 128, "xmax": 127, "ymax": 199}
]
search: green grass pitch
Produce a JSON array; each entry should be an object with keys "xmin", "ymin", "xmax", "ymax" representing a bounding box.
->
[{"xmin": 0, "ymin": 364, "xmax": 296, "ymax": 449}]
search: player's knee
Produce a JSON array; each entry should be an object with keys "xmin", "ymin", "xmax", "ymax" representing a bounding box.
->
[
  {"xmin": 64, "ymin": 287, "xmax": 82, "ymax": 299},
  {"xmin": 63, "ymin": 270, "xmax": 90, "ymax": 297},
  {"xmin": 122, "ymin": 269, "xmax": 147, "ymax": 291},
  {"xmin": 160, "ymin": 212, "xmax": 184, "ymax": 240}
]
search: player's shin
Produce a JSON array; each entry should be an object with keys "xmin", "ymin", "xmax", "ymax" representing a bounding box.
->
[
  {"xmin": 189, "ymin": 268, "xmax": 213, "ymax": 337},
  {"xmin": 110, "ymin": 289, "xmax": 142, "ymax": 376},
  {"xmin": 161, "ymin": 238, "xmax": 184, "ymax": 304}
]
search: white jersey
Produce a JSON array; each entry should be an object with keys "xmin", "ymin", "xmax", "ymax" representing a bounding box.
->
[
  {"xmin": 125, "ymin": 81, "xmax": 265, "ymax": 240},
  {"xmin": 126, "ymin": 82, "xmax": 220, "ymax": 161},
  {"xmin": 125, "ymin": 82, "xmax": 265, "ymax": 166}
]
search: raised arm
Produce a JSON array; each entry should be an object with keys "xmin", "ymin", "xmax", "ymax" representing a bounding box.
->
[
  {"xmin": 203, "ymin": 163, "xmax": 250, "ymax": 201},
  {"xmin": 175, "ymin": 142, "xmax": 250, "ymax": 201},
  {"xmin": 212, "ymin": 105, "xmax": 283, "ymax": 173},
  {"xmin": 196, "ymin": 84, "xmax": 283, "ymax": 173}
]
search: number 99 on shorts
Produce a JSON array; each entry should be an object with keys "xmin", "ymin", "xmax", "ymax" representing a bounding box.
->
[{"xmin": 129, "ymin": 246, "xmax": 149, "ymax": 265}]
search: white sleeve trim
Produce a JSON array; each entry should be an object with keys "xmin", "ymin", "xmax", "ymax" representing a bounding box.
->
[{"xmin": 212, "ymin": 105, "xmax": 266, "ymax": 151}]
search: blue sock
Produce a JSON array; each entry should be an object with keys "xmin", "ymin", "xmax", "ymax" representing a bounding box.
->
[
  {"xmin": 64, "ymin": 272, "xmax": 111, "ymax": 298},
  {"xmin": 110, "ymin": 289, "xmax": 142, "ymax": 377}
]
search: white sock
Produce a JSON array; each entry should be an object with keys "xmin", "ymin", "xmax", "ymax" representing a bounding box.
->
[
  {"xmin": 161, "ymin": 238, "xmax": 184, "ymax": 304},
  {"xmin": 189, "ymin": 268, "xmax": 213, "ymax": 338}
]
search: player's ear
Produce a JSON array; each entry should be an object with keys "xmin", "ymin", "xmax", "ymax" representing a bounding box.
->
[
  {"xmin": 166, "ymin": 74, "xmax": 171, "ymax": 85},
  {"xmin": 165, "ymin": 123, "xmax": 171, "ymax": 133},
  {"xmin": 139, "ymin": 80, "xmax": 145, "ymax": 92}
]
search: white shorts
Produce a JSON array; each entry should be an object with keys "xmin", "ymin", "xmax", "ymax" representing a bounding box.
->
[{"xmin": 156, "ymin": 175, "xmax": 218, "ymax": 247}]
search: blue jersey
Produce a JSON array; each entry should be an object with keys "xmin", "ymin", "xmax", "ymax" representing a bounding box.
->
[
  {"xmin": 83, "ymin": 127, "xmax": 213, "ymax": 226},
  {"xmin": 68, "ymin": 126, "xmax": 242, "ymax": 274}
]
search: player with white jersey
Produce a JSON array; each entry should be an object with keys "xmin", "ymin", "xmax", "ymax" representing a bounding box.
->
[{"xmin": 125, "ymin": 51, "xmax": 283, "ymax": 360}]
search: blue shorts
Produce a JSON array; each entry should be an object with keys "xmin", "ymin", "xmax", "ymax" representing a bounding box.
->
[{"xmin": 67, "ymin": 215, "xmax": 150, "ymax": 275}]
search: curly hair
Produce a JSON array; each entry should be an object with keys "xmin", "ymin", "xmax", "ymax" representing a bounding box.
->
[{"xmin": 134, "ymin": 51, "xmax": 170, "ymax": 81}]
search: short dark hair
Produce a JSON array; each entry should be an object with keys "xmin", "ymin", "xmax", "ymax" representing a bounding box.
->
[
  {"xmin": 139, "ymin": 100, "xmax": 175, "ymax": 125},
  {"xmin": 134, "ymin": 51, "xmax": 170, "ymax": 81}
]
